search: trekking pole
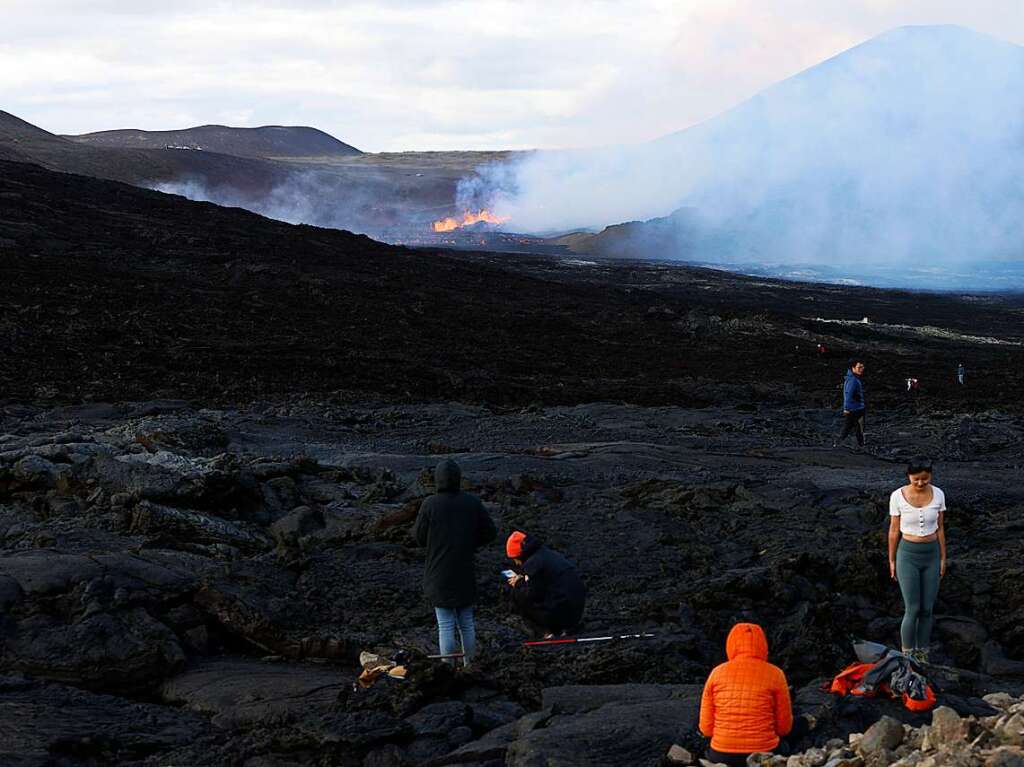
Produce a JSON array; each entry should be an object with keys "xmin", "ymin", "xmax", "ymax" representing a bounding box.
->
[
  {"xmin": 523, "ymin": 632, "xmax": 655, "ymax": 648},
  {"xmin": 427, "ymin": 652, "xmax": 465, "ymax": 659}
]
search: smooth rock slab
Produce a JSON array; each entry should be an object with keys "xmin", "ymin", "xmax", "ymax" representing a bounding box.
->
[
  {"xmin": 427, "ymin": 709, "xmax": 554, "ymax": 767},
  {"xmin": 506, "ymin": 695, "xmax": 701, "ymax": 767},
  {"xmin": 542, "ymin": 683, "xmax": 700, "ymax": 714},
  {"xmin": 407, "ymin": 700, "xmax": 473, "ymax": 736},
  {"xmin": 0, "ymin": 675, "xmax": 209, "ymax": 766},
  {"xmin": 161, "ymin": 658, "xmax": 352, "ymax": 730},
  {"xmin": 0, "ymin": 550, "xmax": 104, "ymax": 596},
  {"xmin": 0, "ymin": 549, "xmax": 196, "ymax": 600},
  {"xmin": 1, "ymin": 608, "xmax": 185, "ymax": 691}
]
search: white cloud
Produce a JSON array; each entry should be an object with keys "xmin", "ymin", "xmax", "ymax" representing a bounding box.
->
[{"xmin": 1, "ymin": 0, "xmax": 1023, "ymax": 150}]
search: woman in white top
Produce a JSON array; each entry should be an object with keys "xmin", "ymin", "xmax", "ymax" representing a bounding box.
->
[{"xmin": 888, "ymin": 456, "xmax": 946, "ymax": 663}]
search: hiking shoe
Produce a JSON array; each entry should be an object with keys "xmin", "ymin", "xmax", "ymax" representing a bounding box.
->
[{"xmin": 910, "ymin": 648, "xmax": 929, "ymax": 664}]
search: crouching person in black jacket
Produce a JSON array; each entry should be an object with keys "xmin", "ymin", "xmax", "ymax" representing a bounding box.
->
[
  {"xmin": 413, "ymin": 459, "xmax": 496, "ymax": 667},
  {"xmin": 504, "ymin": 531, "xmax": 586, "ymax": 638}
]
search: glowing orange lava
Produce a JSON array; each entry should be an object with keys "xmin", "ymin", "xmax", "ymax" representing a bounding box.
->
[{"xmin": 432, "ymin": 209, "xmax": 509, "ymax": 232}]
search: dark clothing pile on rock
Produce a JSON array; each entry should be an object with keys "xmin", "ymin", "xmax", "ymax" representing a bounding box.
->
[
  {"xmin": 413, "ymin": 460, "xmax": 496, "ymax": 609},
  {"xmin": 509, "ymin": 534, "xmax": 586, "ymax": 634},
  {"xmin": 859, "ymin": 648, "xmax": 930, "ymax": 702},
  {"xmin": 830, "ymin": 642, "xmax": 936, "ymax": 712}
]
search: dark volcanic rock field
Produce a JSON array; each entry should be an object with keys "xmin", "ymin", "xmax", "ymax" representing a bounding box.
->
[
  {"xmin": 2, "ymin": 160, "xmax": 1024, "ymax": 766},
  {"xmin": 3, "ymin": 159, "xmax": 1024, "ymax": 410}
]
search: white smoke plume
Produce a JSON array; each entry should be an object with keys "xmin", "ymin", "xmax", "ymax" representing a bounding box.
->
[
  {"xmin": 470, "ymin": 26, "xmax": 1024, "ymax": 275},
  {"xmin": 151, "ymin": 166, "xmax": 447, "ymax": 238}
]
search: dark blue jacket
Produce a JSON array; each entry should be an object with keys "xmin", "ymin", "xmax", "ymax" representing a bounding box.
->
[{"xmin": 843, "ymin": 369, "xmax": 865, "ymax": 412}]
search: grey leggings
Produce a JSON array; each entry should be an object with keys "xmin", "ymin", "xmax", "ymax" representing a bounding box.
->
[{"xmin": 896, "ymin": 539, "xmax": 941, "ymax": 649}]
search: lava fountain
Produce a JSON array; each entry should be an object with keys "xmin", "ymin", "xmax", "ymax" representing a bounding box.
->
[{"xmin": 432, "ymin": 209, "xmax": 510, "ymax": 232}]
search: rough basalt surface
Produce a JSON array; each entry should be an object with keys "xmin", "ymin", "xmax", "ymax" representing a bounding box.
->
[
  {"xmin": 1, "ymin": 399, "xmax": 1022, "ymax": 765},
  {"xmin": 667, "ymin": 696, "xmax": 1024, "ymax": 767},
  {"xmin": 3, "ymin": 159, "xmax": 1024, "ymax": 410},
  {"xmin": 2, "ymin": 160, "xmax": 1024, "ymax": 765}
]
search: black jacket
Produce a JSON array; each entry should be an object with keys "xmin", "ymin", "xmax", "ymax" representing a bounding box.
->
[
  {"xmin": 512, "ymin": 535, "xmax": 586, "ymax": 629},
  {"xmin": 413, "ymin": 460, "xmax": 497, "ymax": 608}
]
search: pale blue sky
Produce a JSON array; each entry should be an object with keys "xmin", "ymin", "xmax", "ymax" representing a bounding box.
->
[{"xmin": 2, "ymin": 0, "xmax": 1022, "ymax": 151}]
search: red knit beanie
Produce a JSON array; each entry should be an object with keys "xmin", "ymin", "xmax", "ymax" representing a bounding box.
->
[{"xmin": 506, "ymin": 530, "xmax": 527, "ymax": 559}]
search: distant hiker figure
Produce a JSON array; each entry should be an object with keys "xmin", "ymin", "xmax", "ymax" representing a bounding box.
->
[
  {"xmin": 905, "ymin": 377, "xmax": 920, "ymax": 414},
  {"xmin": 834, "ymin": 359, "xmax": 866, "ymax": 448},
  {"xmin": 699, "ymin": 623, "xmax": 794, "ymax": 766},
  {"xmin": 413, "ymin": 459, "xmax": 496, "ymax": 667},
  {"xmin": 504, "ymin": 531, "xmax": 586, "ymax": 639},
  {"xmin": 957, "ymin": 363, "xmax": 965, "ymax": 386},
  {"xmin": 888, "ymin": 457, "xmax": 947, "ymax": 664},
  {"xmin": 816, "ymin": 343, "xmax": 828, "ymax": 356}
]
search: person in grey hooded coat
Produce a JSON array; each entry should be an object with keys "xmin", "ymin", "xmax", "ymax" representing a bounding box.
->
[{"xmin": 413, "ymin": 459, "xmax": 496, "ymax": 665}]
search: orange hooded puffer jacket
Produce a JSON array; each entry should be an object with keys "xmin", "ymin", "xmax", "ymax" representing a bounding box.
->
[{"xmin": 699, "ymin": 623, "xmax": 793, "ymax": 754}]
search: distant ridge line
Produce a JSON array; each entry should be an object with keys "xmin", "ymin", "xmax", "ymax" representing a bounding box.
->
[{"xmin": 65, "ymin": 124, "xmax": 361, "ymax": 159}]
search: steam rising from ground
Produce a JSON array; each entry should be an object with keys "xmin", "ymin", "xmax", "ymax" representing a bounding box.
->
[
  {"xmin": 152, "ymin": 165, "xmax": 447, "ymax": 238},
  {"xmin": 150, "ymin": 26, "xmax": 1024, "ymax": 287},
  {"xmin": 152, "ymin": 173, "xmax": 375, "ymax": 234},
  {"xmin": 471, "ymin": 26, "xmax": 1024, "ymax": 272},
  {"xmin": 153, "ymin": 176, "xmax": 334, "ymax": 229}
]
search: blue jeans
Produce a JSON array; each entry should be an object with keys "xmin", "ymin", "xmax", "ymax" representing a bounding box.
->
[{"xmin": 434, "ymin": 606, "xmax": 475, "ymax": 665}]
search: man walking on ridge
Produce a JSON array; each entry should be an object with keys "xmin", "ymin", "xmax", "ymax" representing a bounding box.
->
[{"xmin": 834, "ymin": 358, "xmax": 866, "ymax": 449}]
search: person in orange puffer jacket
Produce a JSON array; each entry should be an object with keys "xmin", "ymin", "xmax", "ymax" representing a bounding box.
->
[{"xmin": 700, "ymin": 623, "xmax": 793, "ymax": 767}]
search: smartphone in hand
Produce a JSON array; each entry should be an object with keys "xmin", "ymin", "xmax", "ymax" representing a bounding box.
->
[{"xmin": 501, "ymin": 569, "xmax": 516, "ymax": 579}]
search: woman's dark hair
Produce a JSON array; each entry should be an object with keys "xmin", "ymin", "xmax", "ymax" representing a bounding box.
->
[
  {"xmin": 906, "ymin": 456, "xmax": 933, "ymax": 476},
  {"xmin": 849, "ymin": 357, "xmax": 864, "ymax": 369}
]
